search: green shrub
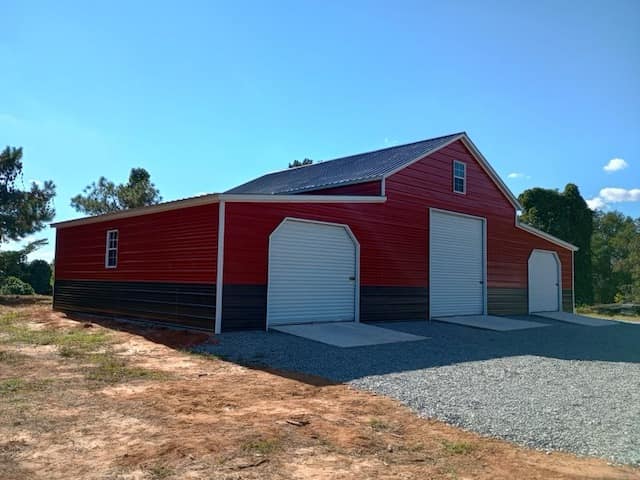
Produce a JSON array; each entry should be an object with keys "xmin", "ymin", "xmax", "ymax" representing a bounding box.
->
[{"xmin": 0, "ymin": 276, "xmax": 35, "ymax": 295}]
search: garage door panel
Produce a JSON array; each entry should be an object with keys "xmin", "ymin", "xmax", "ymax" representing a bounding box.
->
[
  {"xmin": 430, "ymin": 210, "xmax": 484, "ymax": 317},
  {"xmin": 268, "ymin": 219, "xmax": 357, "ymax": 326}
]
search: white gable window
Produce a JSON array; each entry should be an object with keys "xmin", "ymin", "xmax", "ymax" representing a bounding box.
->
[
  {"xmin": 453, "ymin": 160, "xmax": 466, "ymax": 194},
  {"xmin": 105, "ymin": 230, "xmax": 118, "ymax": 268}
]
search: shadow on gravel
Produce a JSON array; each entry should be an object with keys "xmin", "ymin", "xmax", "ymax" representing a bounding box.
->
[{"xmin": 197, "ymin": 316, "xmax": 640, "ymax": 384}]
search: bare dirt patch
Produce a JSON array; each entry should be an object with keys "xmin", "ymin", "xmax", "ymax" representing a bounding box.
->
[{"xmin": 1, "ymin": 301, "xmax": 638, "ymax": 479}]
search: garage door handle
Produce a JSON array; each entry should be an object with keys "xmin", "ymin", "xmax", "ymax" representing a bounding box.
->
[
  {"xmin": 349, "ymin": 276, "xmax": 356, "ymax": 281},
  {"xmin": 479, "ymin": 281, "xmax": 484, "ymax": 284}
]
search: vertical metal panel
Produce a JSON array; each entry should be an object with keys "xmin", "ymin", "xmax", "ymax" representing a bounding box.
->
[
  {"xmin": 430, "ymin": 209, "xmax": 485, "ymax": 317},
  {"xmin": 267, "ymin": 219, "xmax": 357, "ymax": 326}
]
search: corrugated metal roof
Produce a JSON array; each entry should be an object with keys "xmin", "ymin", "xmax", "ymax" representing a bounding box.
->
[{"xmin": 226, "ymin": 133, "xmax": 464, "ymax": 194}]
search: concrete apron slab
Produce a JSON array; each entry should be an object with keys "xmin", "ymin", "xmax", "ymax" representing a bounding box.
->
[
  {"xmin": 270, "ymin": 322, "xmax": 427, "ymax": 348},
  {"xmin": 533, "ymin": 311, "xmax": 618, "ymax": 327},
  {"xmin": 433, "ymin": 315, "xmax": 548, "ymax": 331}
]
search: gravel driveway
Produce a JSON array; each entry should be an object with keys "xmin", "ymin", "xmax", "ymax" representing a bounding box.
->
[{"xmin": 198, "ymin": 316, "xmax": 640, "ymax": 465}]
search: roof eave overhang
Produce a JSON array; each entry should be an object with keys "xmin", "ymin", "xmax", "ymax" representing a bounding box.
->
[
  {"xmin": 51, "ymin": 194, "xmax": 387, "ymax": 229},
  {"xmin": 516, "ymin": 221, "xmax": 579, "ymax": 251}
]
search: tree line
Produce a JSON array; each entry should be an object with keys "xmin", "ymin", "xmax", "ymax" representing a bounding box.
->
[
  {"xmin": 519, "ymin": 184, "xmax": 640, "ymax": 305},
  {"xmin": 1, "ymin": 145, "xmax": 638, "ymax": 305}
]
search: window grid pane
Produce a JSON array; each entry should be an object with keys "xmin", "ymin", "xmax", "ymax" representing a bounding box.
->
[
  {"xmin": 106, "ymin": 230, "xmax": 118, "ymax": 268},
  {"xmin": 454, "ymin": 177, "xmax": 465, "ymax": 193}
]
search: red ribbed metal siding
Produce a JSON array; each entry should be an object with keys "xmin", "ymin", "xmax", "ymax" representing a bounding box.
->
[
  {"xmin": 224, "ymin": 140, "xmax": 572, "ymax": 290},
  {"xmin": 55, "ymin": 203, "xmax": 218, "ymax": 283}
]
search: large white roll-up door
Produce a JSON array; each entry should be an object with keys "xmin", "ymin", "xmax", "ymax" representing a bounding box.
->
[
  {"xmin": 430, "ymin": 210, "xmax": 485, "ymax": 317},
  {"xmin": 528, "ymin": 250, "xmax": 560, "ymax": 312},
  {"xmin": 267, "ymin": 219, "xmax": 357, "ymax": 326}
]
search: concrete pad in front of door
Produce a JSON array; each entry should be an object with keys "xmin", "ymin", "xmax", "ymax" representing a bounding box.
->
[
  {"xmin": 433, "ymin": 315, "xmax": 549, "ymax": 331},
  {"xmin": 533, "ymin": 311, "xmax": 618, "ymax": 327},
  {"xmin": 271, "ymin": 322, "xmax": 427, "ymax": 348}
]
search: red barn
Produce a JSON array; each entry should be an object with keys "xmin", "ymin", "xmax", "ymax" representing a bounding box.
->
[{"xmin": 52, "ymin": 132, "xmax": 577, "ymax": 333}]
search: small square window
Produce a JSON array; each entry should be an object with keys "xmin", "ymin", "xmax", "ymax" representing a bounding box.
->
[
  {"xmin": 105, "ymin": 230, "xmax": 118, "ymax": 268},
  {"xmin": 453, "ymin": 161, "xmax": 466, "ymax": 194}
]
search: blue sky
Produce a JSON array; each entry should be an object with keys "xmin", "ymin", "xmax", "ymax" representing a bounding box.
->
[{"xmin": 2, "ymin": 0, "xmax": 639, "ymax": 262}]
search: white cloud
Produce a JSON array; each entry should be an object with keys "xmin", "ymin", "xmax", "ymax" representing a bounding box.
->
[
  {"xmin": 599, "ymin": 187, "xmax": 640, "ymax": 202},
  {"xmin": 586, "ymin": 187, "xmax": 640, "ymax": 210},
  {"xmin": 586, "ymin": 197, "xmax": 607, "ymax": 210},
  {"xmin": 603, "ymin": 158, "xmax": 628, "ymax": 173},
  {"xmin": 507, "ymin": 172, "xmax": 530, "ymax": 179}
]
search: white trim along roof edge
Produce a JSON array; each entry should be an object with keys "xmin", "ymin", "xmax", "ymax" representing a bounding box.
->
[
  {"xmin": 50, "ymin": 194, "xmax": 388, "ymax": 229},
  {"xmin": 381, "ymin": 133, "xmax": 523, "ymax": 211},
  {"xmin": 516, "ymin": 221, "xmax": 579, "ymax": 252}
]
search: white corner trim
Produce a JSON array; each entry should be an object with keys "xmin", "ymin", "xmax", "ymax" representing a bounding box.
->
[
  {"xmin": 214, "ymin": 201, "xmax": 225, "ymax": 334},
  {"xmin": 516, "ymin": 221, "xmax": 579, "ymax": 251}
]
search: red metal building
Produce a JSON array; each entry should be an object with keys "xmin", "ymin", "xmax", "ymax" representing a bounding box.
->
[{"xmin": 53, "ymin": 133, "xmax": 577, "ymax": 332}]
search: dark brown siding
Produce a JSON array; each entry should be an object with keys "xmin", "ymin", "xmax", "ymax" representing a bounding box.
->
[
  {"xmin": 361, "ymin": 286, "xmax": 427, "ymax": 322},
  {"xmin": 488, "ymin": 288, "xmax": 528, "ymax": 315},
  {"xmin": 220, "ymin": 284, "xmax": 267, "ymax": 331},
  {"xmin": 53, "ymin": 279, "xmax": 215, "ymax": 331}
]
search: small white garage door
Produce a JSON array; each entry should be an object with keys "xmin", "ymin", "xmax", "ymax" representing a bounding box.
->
[
  {"xmin": 430, "ymin": 210, "xmax": 485, "ymax": 317},
  {"xmin": 528, "ymin": 250, "xmax": 560, "ymax": 312},
  {"xmin": 267, "ymin": 219, "xmax": 357, "ymax": 326}
]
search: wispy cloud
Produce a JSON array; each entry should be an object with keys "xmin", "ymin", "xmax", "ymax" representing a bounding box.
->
[
  {"xmin": 603, "ymin": 158, "xmax": 628, "ymax": 173},
  {"xmin": 586, "ymin": 187, "xmax": 640, "ymax": 210},
  {"xmin": 507, "ymin": 172, "xmax": 530, "ymax": 179}
]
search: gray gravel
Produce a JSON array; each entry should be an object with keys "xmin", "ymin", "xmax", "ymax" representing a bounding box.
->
[{"xmin": 197, "ymin": 317, "xmax": 640, "ymax": 465}]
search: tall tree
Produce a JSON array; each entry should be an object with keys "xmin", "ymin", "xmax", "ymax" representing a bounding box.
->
[
  {"xmin": 288, "ymin": 158, "xmax": 313, "ymax": 168},
  {"xmin": 0, "ymin": 239, "xmax": 48, "ymax": 280},
  {"xmin": 71, "ymin": 167, "xmax": 162, "ymax": 215},
  {"xmin": 519, "ymin": 183, "xmax": 593, "ymax": 304},
  {"xmin": 592, "ymin": 212, "xmax": 640, "ymax": 303},
  {"xmin": 0, "ymin": 146, "xmax": 56, "ymax": 243}
]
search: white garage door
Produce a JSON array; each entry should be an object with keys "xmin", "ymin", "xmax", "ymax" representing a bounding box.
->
[
  {"xmin": 528, "ymin": 250, "xmax": 560, "ymax": 312},
  {"xmin": 430, "ymin": 210, "xmax": 485, "ymax": 317},
  {"xmin": 267, "ymin": 219, "xmax": 357, "ymax": 326}
]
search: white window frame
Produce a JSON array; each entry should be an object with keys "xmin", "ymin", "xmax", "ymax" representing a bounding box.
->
[
  {"xmin": 105, "ymin": 229, "xmax": 118, "ymax": 269},
  {"xmin": 453, "ymin": 160, "xmax": 466, "ymax": 194}
]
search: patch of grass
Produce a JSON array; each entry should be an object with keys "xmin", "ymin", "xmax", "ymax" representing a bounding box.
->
[
  {"xmin": 241, "ymin": 437, "xmax": 281, "ymax": 455},
  {"xmin": 0, "ymin": 311, "xmax": 111, "ymax": 357},
  {"xmin": 0, "ymin": 350, "xmax": 28, "ymax": 365},
  {"xmin": 84, "ymin": 353, "xmax": 168, "ymax": 384},
  {"xmin": 369, "ymin": 418, "xmax": 389, "ymax": 431},
  {"xmin": 0, "ymin": 377, "xmax": 53, "ymax": 395},
  {"xmin": 148, "ymin": 464, "xmax": 174, "ymax": 479},
  {"xmin": 0, "ymin": 378, "xmax": 26, "ymax": 394},
  {"xmin": 0, "ymin": 312, "xmax": 110, "ymax": 351},
  {"xmin": 441, "ymin": 440, "xmax": 475, "ymax": 455}
]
